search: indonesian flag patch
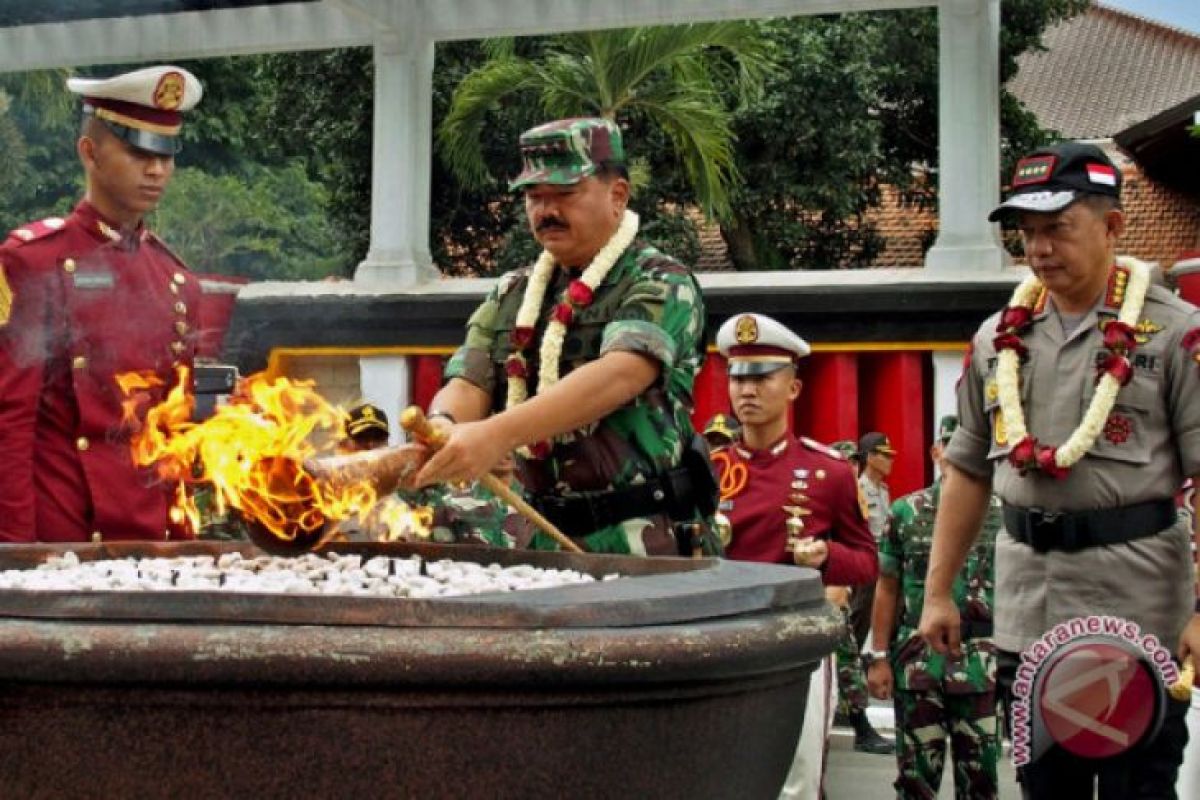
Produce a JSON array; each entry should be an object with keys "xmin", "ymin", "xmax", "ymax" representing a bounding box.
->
[{"xmin": 1086, "ymin": 163, "xmax": 1117, "ymax": 186}]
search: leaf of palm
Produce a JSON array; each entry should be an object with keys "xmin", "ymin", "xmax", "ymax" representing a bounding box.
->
[
  {"xmin": 436, "ymin": 59, "xmax": 544, "ymax": 188},
  {"xmin": 628, "ymin": 87, "xmax": 738, "ymax": 220}
]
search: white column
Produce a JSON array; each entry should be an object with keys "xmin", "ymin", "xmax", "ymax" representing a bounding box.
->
[
  {"xmin": 924, "ymin": 0, "xmax": 1007, "ymax": 273},
  {"xmin": 931, "ymin": 349, "xmax": 967, "ymax": 477},
  {"xmin": 355, "ymin": 34, "xmax": 438, "ymax": 285},
  {"xmin": 358, "ymin": 355, "xmax": 411, "ymax": 446}
]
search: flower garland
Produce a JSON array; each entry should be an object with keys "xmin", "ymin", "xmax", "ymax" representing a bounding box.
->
[
  {"xmin": 504, "ymin": 209, "xmax": 640, "ymax": 457},
  {"xmin": 994, "ymin": 256, "xmax": 1150, "ymax": 479}
]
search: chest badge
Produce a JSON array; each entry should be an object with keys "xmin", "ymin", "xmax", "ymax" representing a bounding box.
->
[
  {"xmin": 1133, "ymin": 318, "xmax": 1164, "ymax": 344},
  {"xmin": 1103, "ymin": 413, "xmax": 1132, "ymax": 445},
  {"xmin": 993, "ymin": 407, "xmax": 1008, "ymax": 446}
]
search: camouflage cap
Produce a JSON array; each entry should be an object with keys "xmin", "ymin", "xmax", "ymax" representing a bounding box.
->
[
  {"xmin": 937, "ymin": 415, "xmax": 958, "ymax": 444},
  {"xmin": 509, "ymin": 117, "xmax": 626, "ymax": 191}
]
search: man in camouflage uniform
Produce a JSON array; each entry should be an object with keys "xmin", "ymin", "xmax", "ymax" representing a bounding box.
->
[
  {"xmin": 870, "ymin": 416, "xmax": 1002, "ymax": 798},
  {"xmin": 416, "ymin": 118, "xmax": 717, "ymax": 556}
]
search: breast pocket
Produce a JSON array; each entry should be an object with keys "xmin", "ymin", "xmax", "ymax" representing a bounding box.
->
[
  {"xmin": 985, "ymin": 354, "xmax": 1035, "ymax": 462},
  {"xmin": 558, "ymin": 318, "xmax": 606, "ymax": 372},
  {"xmin": 1081, "ymin": 366, "xmax": 1158, "ymax": 466}
]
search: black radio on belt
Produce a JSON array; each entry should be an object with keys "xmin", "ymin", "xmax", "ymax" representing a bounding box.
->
[
  {"xmin": 1003, "ymin": 499, "xmax": 1176, "ymax": 553},
  {"xmin": 192, "ymin": 363, "xmax": 239, "ymax": 422}
]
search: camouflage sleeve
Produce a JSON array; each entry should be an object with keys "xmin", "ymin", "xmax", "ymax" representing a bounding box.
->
[
  {"xmin": 880, "ymin": 498, "xmax": 910, "ymax": 578},
  {"xmin": 943, "ymin": 327, "xmax": 994, "ymax": 479},
  {"xmin": 443, "ymin": 278, "xmax": 507, "ymax": 396},
  {"xmin": 600, "ymin": 264, "xmax": 704, "ymax": 370},
  {"xmin": 1169, "ymin": 308, "xmax": 1200, "ymax": 478}
]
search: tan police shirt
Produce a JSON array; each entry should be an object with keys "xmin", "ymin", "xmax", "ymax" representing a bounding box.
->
[
  {"xmin": 858, "ymin": 471, "xmax": 890, "ymax": 541},
  {"xmin": 945, "ymin": 260, "xmax": 1200, "ymax": 653}
]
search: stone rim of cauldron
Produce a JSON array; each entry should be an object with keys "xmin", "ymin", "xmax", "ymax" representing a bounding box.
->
[{"xmin": 0, "ymin": 540, "xmax": 829, "ymax": 629}]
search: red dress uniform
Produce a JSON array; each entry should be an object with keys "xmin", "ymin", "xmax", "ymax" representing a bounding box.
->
[
  {"xmin": 0, "ymin": 200, "xmax": 201, "ymax": 542},
  {"xmin": 713, "ymin": 435, "xmax": 878, "ymax": 586}
]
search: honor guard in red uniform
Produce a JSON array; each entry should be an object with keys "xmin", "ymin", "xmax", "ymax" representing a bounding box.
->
[
  {"xmin": 712, "ymin": 313, "xmax": 877, "ymax": 585},
  {"xmin": 0, "ymin": 66, "xmax": 204, "ymax": 543},
  {"xmin": 711, "ymin": 312, "xmax": 879, "ymax": 799}
]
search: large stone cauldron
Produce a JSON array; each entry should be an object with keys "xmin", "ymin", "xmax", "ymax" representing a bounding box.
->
[{"xmin": 0, "ymin": 541, "xmax": 838, "ymax": 799}]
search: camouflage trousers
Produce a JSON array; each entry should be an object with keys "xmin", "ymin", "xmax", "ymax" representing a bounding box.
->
[
  {"xmin": 892, "ymin": 687, "xmax": 999, "ymax": 800},
  {"xmin": 834, "ymin": 605, "xmax": 869, "ymax": 717}
]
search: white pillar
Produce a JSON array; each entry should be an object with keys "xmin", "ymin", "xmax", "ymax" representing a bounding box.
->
[
  {"xmin": 931, "ymin": 349, "xmax": 966, "ymax": 477},
  {"xmin": 924, "ymin": 0, "xmax": 1007, "ymax": 273},
  {"xmin": 358, "ymin": 355, "xmax": 410, "ymax": 446},
  {"xmin": 355, "ymin": 34, "xmax": 439, "ymax": 285}
]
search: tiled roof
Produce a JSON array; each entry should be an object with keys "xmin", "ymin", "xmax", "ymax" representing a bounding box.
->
[
  {"xmin": 1008, "ymin": 3, "xmax": 1200, "ymax": 139},
  {"xmin": 695, "ymin": 162, "xmax": 1199, "ymax": 271}
]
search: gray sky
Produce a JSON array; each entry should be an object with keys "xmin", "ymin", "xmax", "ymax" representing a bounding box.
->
[{"xmin": 1102, "ymin": 1, "xmax": 1200, "ymax": 34}]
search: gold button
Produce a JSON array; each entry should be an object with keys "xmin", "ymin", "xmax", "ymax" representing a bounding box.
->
[
  {"xmin": 91, "ymin": 531, "xmax": 102, "ymax": 543},
  {"xmin": 170, "ymin": 283, "xmax": 180, "ymax": 295},
  {"xmin": 174, "ymin": 301, "xmax": 187, "ymax": 315},
  {"xmin": 76, "ymin": 436, "xmax": 89, "ymax": 451},
  {"xmin": 72, "ymin": 356, "xmax": 87, "ymax": 370},
  {"xmin": 173, "ymin": 273, "xmax": 187, "ymax": 285},
  {"xmin": 63, "ymin": 258, "xmax": 76, "ymax": 274},
  {"xmin": 171, "ymin": 341, "xmax": 186, "ymax": 355},
  {"xmin": 175, "ymin": 321, "xmax": 189, "ymax": 336}
]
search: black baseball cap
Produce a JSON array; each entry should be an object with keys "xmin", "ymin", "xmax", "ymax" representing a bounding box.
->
[
  {"xmin": 988, "ymin": 142, "xmax": 1121, "ymax": 222},
  {"xmin": 858, "ymin": 431, "xmax": 896, "ymax": 457},
  {"xmin": 345, "ymin": 403, "xmax": 389, "ymax": 441}
]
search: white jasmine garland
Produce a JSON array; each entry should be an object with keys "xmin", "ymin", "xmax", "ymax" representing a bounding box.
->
[
  {"xmin": 995, "ymin": 256, "xmax": 1150, "ymax": 473},
  {"xmin": 506, "ymin": 209, "xmax": 640, "ymax": 408}
]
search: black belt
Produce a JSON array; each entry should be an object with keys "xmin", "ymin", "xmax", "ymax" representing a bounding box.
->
[
  {"xmin": 1003, "ymin": 499, "xmax": 1176, "ymax": 553},
  {"xmin": 532, "ymin": 466, "xmax": 696, "ymax": 539}
]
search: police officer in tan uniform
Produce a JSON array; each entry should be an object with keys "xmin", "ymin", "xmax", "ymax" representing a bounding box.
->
[{"xmin": 920, "ymin": 142, "xmax": 1200, "ymax": 797}]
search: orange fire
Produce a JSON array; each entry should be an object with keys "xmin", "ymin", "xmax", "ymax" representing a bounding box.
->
[{"xmin": 117, "ymin": 366, "xmax": 431, "ymax": 546}]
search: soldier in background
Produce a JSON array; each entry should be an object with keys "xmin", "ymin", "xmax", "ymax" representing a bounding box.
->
[
  {"xmin": 868, "ymin": 415, "xmax": 1002, "ymax": 798},
  {"xmin": 340, "ymin": 402, "xmax": 391, "ymax": 453},
  {"xmin": 703, "ymin": 412, "xmax": 740, "ymax": 451},
  {"xmin": 417, "ymin": 117, "xmax": 717, "ymax": 556}
]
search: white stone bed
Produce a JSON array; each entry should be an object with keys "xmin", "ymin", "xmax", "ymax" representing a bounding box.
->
[{"xmin": 0, "ymin": 551, "xmax": 618, "ymax": 599}]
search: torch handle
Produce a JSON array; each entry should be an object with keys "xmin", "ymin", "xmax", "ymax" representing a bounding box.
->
[{"xmin": 400, "ymin": 407, "xmax": 584, "ymax": 554}]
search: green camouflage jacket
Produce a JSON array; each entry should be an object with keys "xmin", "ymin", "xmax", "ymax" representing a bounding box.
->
[
  {"xmin": 405, "ymin": 480, "xmax": 533, "ymax": 549},
  {"xmin": 444, "ymin": 240, "xmax": 710, "ymax": 556},
  {"xmin": 882, "ymin": 480, "xmax": 1002, "ymax": 693}
]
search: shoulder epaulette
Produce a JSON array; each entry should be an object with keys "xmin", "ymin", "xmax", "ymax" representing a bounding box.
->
[
  {"xmin": 800, "ymin": 436, "xmax": 842, "ymax": 459},
  {"xmin": 494, "ymin": 266, "xmax": 532, "ymax": 301},
  {"xmin": 5, "ymin": 217, "xmax": 68, "ymax": 247},
  {"xmin": 146, "ymin": 232, "xmax": 191, "ymax": 271}
]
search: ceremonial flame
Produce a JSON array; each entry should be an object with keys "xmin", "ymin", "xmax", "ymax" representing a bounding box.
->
[{"xmin": 118, "ymin": 367, "xmax": 430, "ymax": 548}]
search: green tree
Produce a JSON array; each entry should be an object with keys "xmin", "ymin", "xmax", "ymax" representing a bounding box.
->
[
  {"xmin": 722, "ymin": 0, "xmax": 1090, "ymax": 270},
  {"xmin": 437, "ymin": 24, "xmax": 774, "ymax": 222},
  {"xmin": 151, "ymin": 163, "xmax": 343, "ymax": 280},
  {"xmin": 0, "ymin": 70, "xmax": 80, "ymax": 234}
]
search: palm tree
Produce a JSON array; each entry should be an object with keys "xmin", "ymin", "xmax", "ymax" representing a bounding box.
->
[{"xmin": 436, "ymin": 24, "xmax": 774, "ymax": 221}]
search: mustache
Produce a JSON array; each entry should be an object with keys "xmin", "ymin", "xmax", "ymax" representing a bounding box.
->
[{"xmin": 536, "ymin": 217, "xmax": 568, "ymax": 232}]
